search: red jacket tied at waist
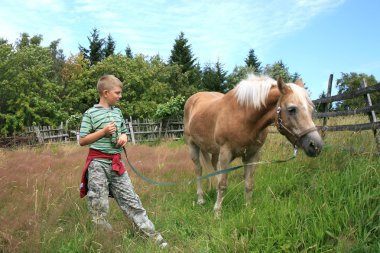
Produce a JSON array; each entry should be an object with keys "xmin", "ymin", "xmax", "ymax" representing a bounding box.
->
[{"xmin": 80, "ymin": 148, "xmax": 125, "ymax": 198}]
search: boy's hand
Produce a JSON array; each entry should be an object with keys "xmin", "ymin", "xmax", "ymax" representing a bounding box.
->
[
  {"xmin": 103, "ymin": 122, "xmax": 116, "ymax": 135},
  {"xmin": 116, "ymin": 133, "xmax": 128, "ymax": 147}
]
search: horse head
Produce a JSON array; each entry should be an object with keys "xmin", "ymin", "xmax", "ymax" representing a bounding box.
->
[{"xmin": 275, "ymin": 77, "xmax": 323, "ymax": 157}]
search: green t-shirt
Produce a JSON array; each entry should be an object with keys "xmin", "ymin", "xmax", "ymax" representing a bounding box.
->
[{"xmin": 80, "ymin": 104, "xmax": 128, "ymax": 154}]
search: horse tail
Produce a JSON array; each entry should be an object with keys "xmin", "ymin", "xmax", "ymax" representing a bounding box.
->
[
  {"xmin": 199, "ymin": 150, "xmax": 212, "ymax": 170},
  {"xmin": 199, "ymin": 150, "xmax": 217, "ymax": 189}
]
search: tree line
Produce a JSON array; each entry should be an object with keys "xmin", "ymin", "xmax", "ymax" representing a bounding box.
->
[{"xmin": 0, "ymin": 29, "xmax": 378, "ymax": 136}]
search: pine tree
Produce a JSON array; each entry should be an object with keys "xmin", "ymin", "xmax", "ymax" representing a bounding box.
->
[
  {"xmin": 79, "ymin": 28, "xmax": 105, "ymax": 65},
  {"xmin": 0, "ymin": 38, "xmax": 8, "ymax": 45},
  {"xmin": 215, "ymin": 59, "xmax": 227, "ymax": 92},
  {"xmin": 244, "ymin": 49, "xmax": 261, "ymax": 73},
  {"xmin": 104, "ymin": 34, "xmax": 116, "ymax": 58},
  {"xmin": 169, "ymin": 32, "xmax": 197, "ymax": 73},
  {"xmin": 201, "ymin": 59, "xmax": 227, "ymax": 92},
  {"xmin": 49, "ymin": 39, "xmax": 65, "ymax": 85},
  {"xmin": 125, "ymin": 45, "xmax": 133, "ymax": 59}
]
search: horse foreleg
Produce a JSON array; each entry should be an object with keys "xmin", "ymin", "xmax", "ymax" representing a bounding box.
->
[
  {"xmin": 243, "ymin": 151, "xmax": 260, "ymax": 206},
  {"xmin": 189, "ymin": 144, "xmax": 205, "ymax": 205},
  {"xmin": 214, "ymin": 147, "xmax": 232, "ymax": 217}
]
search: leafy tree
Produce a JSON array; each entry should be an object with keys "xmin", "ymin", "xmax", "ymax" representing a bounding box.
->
[
  {"xmin": 154, "ymin": 95, "xmax": 186, "ymax": 120},
  {"xmin": 68, "ymin": 54, "xmax": 175, "ymax": 119},
  {"xmin": 15, "ymin": 32, "xmax": 30, "ymax": 49},
  {"xmin": 104, "ymin": 34, "xmax": 116, "ymax": 58},
  {"xmin": 30, "ymin": 34, "xmax": 43, "ymax": 46},
  {"xmin": 335, "ymin": 72, "xmax": 378, "ymax": 111},
  {"xmin": 61, "ymin": 53, "xmax": 91, "ymax": 114},
  {"xmin": 0, "ymin": 42, "xmax": 65, "ymax": 135},
  {"xmin": 79, "ymin": 28, "xmax": 105, "ymax": 65},
  {"xmin": 225, "ymin": 65, "xmax": 257, "ymax": 90},
  {"xmin": 263, "ymin": 60, "xmax": 292, "ymax": 82},
  {"xmin": 245, "ymin": 49, "xmax": 261, "ymax": 73}
]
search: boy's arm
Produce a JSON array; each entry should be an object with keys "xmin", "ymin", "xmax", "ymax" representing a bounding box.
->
[{"xmin": 79, "ymin": 122, "xmax": 116, "ymax": 146}]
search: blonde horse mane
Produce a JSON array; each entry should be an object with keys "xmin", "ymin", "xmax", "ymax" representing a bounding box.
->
[
  {"xmin": 234, "ymin": 74, "xmax": 277, "ymax": 109},
  {"xmin": 234, "ymin": 74, "xmax": 313, "ymax": 110}
]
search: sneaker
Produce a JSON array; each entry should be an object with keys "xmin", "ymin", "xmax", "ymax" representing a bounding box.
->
[
  {"xmin": 159, "ymin": 241, "xmax": 168, "ymax": 249},
  {"xmin": 154, "ymin": 233, "xmax": 168, "ymax": 249}
]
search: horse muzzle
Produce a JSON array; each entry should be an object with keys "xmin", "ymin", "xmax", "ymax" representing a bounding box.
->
[{"xmin": 299, "ymin": 131, "xmax": 324, "ymax": 157}]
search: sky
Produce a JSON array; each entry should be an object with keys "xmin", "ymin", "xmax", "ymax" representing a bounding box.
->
[{"xmin": 1, "ymin": 0, "xmax": 379, "ymax": 99}]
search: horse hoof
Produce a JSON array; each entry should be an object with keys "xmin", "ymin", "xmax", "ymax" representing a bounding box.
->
[{"xmin": 214, "ymin": 210, "xmax": 221, "ymax": 219}]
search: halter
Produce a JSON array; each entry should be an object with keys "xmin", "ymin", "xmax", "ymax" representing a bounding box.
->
[{"xmin": 275, "ymin": 106, "xmax": 318, "ymax": 147}]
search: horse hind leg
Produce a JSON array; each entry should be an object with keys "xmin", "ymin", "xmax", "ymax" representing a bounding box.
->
[{"xmin": 189, "ymin": 143, "xmax": 205, "ymax": 205}]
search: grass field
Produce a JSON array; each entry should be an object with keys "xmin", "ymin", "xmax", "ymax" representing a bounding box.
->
[{"xmin": 0, "ymin": 116, "xmax": 379, "ymax": 252}]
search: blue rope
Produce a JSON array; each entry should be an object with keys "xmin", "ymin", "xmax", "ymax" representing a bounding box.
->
[{"xmin": 123, "ymin": 147, "xmax": 297, "ymax": 186}]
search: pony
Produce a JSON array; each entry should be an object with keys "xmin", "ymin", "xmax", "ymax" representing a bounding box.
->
[{"xmin": 183, "ymin": 75, "xmax": 323, "ymax": 216}]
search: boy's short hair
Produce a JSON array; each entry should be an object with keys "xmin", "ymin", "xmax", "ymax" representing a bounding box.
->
[{"xmin": 97, "ymin": 75, "xmax": 123, "ymax": 94}]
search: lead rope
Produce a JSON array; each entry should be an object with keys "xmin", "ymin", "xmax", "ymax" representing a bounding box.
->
[{"xmin": 122, "ymin": 146, "xmax": 298, "ymax": 186}]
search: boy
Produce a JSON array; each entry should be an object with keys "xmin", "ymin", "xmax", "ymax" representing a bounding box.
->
[{"xmin": 79, "ymin": 75, "xmax": 167, "ymax": 249}]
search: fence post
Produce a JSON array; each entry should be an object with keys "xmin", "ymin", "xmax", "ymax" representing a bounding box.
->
[
  {"xmin": 59, "ymin": 122, "xmax": 66, "ymax": 141},
  {"xmin": 322, "ymin": 74, "xmax": 333, "ymax": 138},
  {"xmin": 34, "ymin": 126, "xmax": 44, "ymax": 144},
  {"xmin": 158, "ymin": 121, "xmax": 163, "ymax": 139},
  {"xmin": 361, "ymin": 79, "xmax": 380, "ymax": 155},
  {"xmin": 128, "ymin": 116, "xmax": 136, "ymax": 144}
]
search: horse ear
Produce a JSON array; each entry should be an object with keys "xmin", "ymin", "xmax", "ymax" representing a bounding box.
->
[
  {"xmin": 277, "ymin": 77, "xmax": 291, "ymax": 95},
  {"xmin": 295, "ymin": 79, "xmax": 304, "ymax": 88}
]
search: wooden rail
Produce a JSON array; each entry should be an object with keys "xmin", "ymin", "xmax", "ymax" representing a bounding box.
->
[
  {"xmin": 125, "ymin": 117, "xmax": 183, "ymax": 144},
  {"xmin": 26, "ymin": 122, "xmax": 69, "ymax": 144},
  {"xmin": 312, "ymin": 83, "xmax": 380, "ymax": 104},
  {"xmin": 312, "ymin": 75, "xmax": 379, "ymax": 154}
]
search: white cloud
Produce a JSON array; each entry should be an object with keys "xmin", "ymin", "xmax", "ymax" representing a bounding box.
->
[{"xmin": 24, "ymin": 0, "xmax": 66, "ymax": 12}]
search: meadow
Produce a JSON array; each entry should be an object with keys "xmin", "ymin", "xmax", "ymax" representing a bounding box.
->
[{"xmin": 0, "ymin": 116, "xmax": 379, "ymax": 252}]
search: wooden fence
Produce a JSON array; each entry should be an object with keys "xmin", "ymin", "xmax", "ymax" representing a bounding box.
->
[
  {"xmin": 26, "ymin": 122, "xmax": 70, "ymax": 144},
  {"xmin": 312, "ymin": 74, "xmax": 380, "ymax": 153},
  {"xmin": 0, "ymin": 118, "xmax": 184, "ymax": 147},
  {"xmin": 125, "ymin": 117, "xmax": 184, "ymax": 144}
]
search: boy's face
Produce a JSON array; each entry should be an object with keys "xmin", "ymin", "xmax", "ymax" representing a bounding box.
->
[{"xmin": 104, "ymin": 86, "xmax": 122, "ymax": 106}]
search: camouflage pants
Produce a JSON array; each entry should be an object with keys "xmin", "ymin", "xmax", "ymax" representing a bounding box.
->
[{"xmin": 87, "ymin": 159, "xmax": 156, "ymax": 237}]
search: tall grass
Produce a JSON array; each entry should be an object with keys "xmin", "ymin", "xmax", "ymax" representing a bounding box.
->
[{"xmin": 0, "ymin": 118, "xmax": 379, "ymax": 252}]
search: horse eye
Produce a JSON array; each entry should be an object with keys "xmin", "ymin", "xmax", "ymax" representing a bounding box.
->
[{"xmin": 287, "ymin": 107, "xmax": 297, "ymax": 115}]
